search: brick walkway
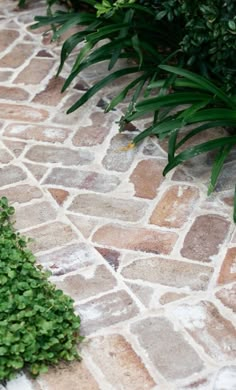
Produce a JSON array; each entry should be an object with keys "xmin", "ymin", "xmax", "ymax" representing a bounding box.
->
[{"xmin": 1, "ymin": 1, "xmax": 236, "ymax": 389}]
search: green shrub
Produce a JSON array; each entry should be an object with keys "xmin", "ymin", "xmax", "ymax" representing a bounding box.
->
[{"xmin": 0, "ymin": 197, "xmax": 82, "ymax": 382}]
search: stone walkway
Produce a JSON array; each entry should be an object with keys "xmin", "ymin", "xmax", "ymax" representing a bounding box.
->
[{"xmin": 0, "ymin": 1, "xmax": 236, "ymax": 389}]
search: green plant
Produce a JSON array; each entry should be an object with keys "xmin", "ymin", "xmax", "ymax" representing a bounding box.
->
[
  {"xmin": 0, "ymin": 197, "xmax": 82, "ymax": 382},
  {"xmin": 123, "ymin": 66, "xmax": 236, "ymax": 221}
]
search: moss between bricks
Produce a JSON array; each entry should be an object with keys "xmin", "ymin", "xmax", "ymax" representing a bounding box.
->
[{"xmin": 0, "ymin": 197, "xmax": 82, "ymax": 382}]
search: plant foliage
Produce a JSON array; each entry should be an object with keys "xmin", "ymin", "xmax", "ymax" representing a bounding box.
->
[
  {"xmin": 0, "ymin": 197, "xmax": 82, "ymax": 382},
  {"xmin": 21, "ymin": 0, "xmax": 236, "ymax": 219}
]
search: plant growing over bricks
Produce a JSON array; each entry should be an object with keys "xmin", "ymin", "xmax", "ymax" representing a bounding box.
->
[{"xmin": 0, "ymin": 197, "xmax": 82, "ymax": 382}]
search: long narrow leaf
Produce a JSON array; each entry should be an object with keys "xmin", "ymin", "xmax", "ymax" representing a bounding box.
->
[
  {"xmin": 105, "ymin": 74, "xmax": 148, "ymax": 112},
  {"xmin": 163, "ymin": 136, "xmax": 236, "ymax": 175},
  {"xmin": 208, "ymin": 145, "xmax": 233, "ymax": 195},
  {"xmin": 176, "ymin": 120, "xmax": 236, "ymax": 150},
  {"xmin": 234, "ymin": 185, "xmax": 236, "ymax": 223},
  {"xmin": 67, "ymin": 67, "xmax": 140, "ymax": 113},
  {"xmin": 159, "ymin": 65, "xmax": 236, "ymax": 109}
]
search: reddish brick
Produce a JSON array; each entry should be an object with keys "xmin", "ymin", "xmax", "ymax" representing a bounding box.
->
[
  {"xmin": 0, "ymin": 86, "xmax": 29, "ymax": 101},
  {"xmin": 173, "ymin": 301, "xmax": 236, "ymax": 361},
  {"xmin": 181, "ymin": 215, "xmax": 230, "ymax": 262},
  {"xmin": 39, "ymin": 361, "xmax": 99, "ymax": 390},
  {"xmin": 72, "ymin": 125, "xmax": 109, "ymax": 147},
  {"xmin": 33, "ymin": 76, "xmax": 66, "ymax": 105},
  {"xmin": 121, "ymin": 257, "xmax": 213, "ymax": 290},
  {"xmin": 48, "ymin": 188, "xmax": 69, "ymax": 205},
  {"xmin": 130, "ymin": 159, "xmax": 165, "ymax": 199},
  {"xmin": 217, "ymin": 248, "xmax": 236, "ymax": 285},
  {"xmin": 14, "ymin": 58, "xmax": 54, "ymax": 84},
  {"xmin": 0, "ymin": 103, "xmax": 48, "ymax": 122},
  {"xmin": 85, "ymin": 334, "xmax": 156, "ymax": 389},
  {"xmin": 0, "ymin": 165, "xmax": 27, "ymax": 187},
  {"xmin": 76, "ymin": 290, "xmax": 139, "ymax": 334},
  {"xmin": 216, "ymin": 284, "xmax": 236, "ymax": 313},
  {"xmin": 68, "ymin": 193, "xmax": 147, "ymax": 222},
  {"xmin": 0, "ymin": 29, "xmax": 19, "ymax": 51},
  {"xmin": 131, "ymin": 317, "xmax": 203, "ymax": 380},
  {"xmin": 54, "ymin": 265, "xmax": 117, "ymax": 301},
  {"xmin": 92, "ymin": 224, "xmax": 177, "ymax": 255},
  {"xmin": 150, "ymin": 185, "xmax": 199, "ymax": 228},
  {"xmin": 0, "ymin": 43, "xmax": 35, "ymax": 68},
  {"xmin": 43, "ymin": 168, "xmax": 120, "ymax": 192},
  {"xmin": 4, "ymin": 123, "xmax": 70, "ymax": 143}
]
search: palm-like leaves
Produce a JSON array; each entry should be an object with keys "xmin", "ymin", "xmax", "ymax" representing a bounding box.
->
[{"xmin": 127, "ymin": 66, "xmax": 236, "ymax": 221}]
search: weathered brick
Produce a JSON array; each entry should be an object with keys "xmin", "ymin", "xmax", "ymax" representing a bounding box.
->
[
  {"xmin": 173, "ymin": 301, "xmax": 236, "ymax": 361},
  {"xmin": 3, "ymin": 140, "xmax": 26, "ymax": 157},
  {"xmin": 43, "ymin": 168, "xmax": 120, "ymax": 192},
  {"xmin": 181, "ymin": 215, "xmax": 230, "ymax": 262},
  {"xmin": 72, "ymin": 125, "xmax": 109, "ymax": 147},
  {"xmin": 0, "ymin": 184, "xmax": 42, "ymax": 203},
  {"xmin": 102, "ymin": 134, "xmax": 138, "ymax": 172},
  {"xmin": 92, "ymin": 224, "xmax": 177, "ymax": 255},
  {"xmin": 38, "ymin": 242, "xmax": 100, "ymax": 275},
  {"xmin": 0, "ymin": 103, "xmax": 48, "ymax": 122},
  {"xmin": 14, "ymin": 58, "xmax": 54, "ymax": 84},
  {"xmin": 27, "ymin": 222, "xmax": 77, "ymax": 253},
  {"xmin": 33, "ymin": 76, "xmax": 66, "ymax": 105},
  {"xmin": 25, "ymin": 145, "xmax": 93, "ymax": 166},
  {"xmin": 14, "ymin": 201, "xmax": 57, "ymax": 230},
  {"xmin": 0, "ymin": 70, "xmax": 12, "ymax": 81},
  {"xmin": 131, "ymin": 317, "xmax": 203, "ymax": 380},
  {"xmin": 95, "ymin": 247, "xmax": 120, "ymax": 271},
  {"xmin": 0, "ymin": 86, "xmax": 29, "ymax": 101},
  {"xmin": 39, "ymin": 362, "xmax": 99, "ymax": 390},
  {"xmin": 85, "ymin": 334, "xmax": 156, "ymax": 389},
  {"xmin": 121, "ymin": 257, "xmax": 213, "ymax": 290},
  {"xmin": 130, "ymin": 159, "xmax": 165, "ymax": 199},
  {"xmin": 76, "ymin": 290, "xmax": 139, "ymax": 334},
  {"xmin": 150, "ymin": 185, "xmax": 199, "ymax": 228},
  {"xmin": 217, "ymin": 247, "xmax": 236, "ymax": 285},
  {"xmin": 4, "ymin": 123, "xmax": 70, "ymax": 143},
  {"xmin": 0, "ymin": 148, "xmax": 13, "ymax": 164},
  {"xmin": 0, "ymin": 165, "xmax": 27, "ymax": 187},
  {"xmin": 125, "ymin": 282, "xmax": 153, "ymax": 306},
  {"xmin": 0, "ymin": 29, "xmax": 19, "ymax": 51},
  {"xmin": 24, "ymin": 163, "xmax": 48, "ymax": 181},
  {"xmin": 67, "ymin": 214, "xmax": 98, "ymax": 239},
  {"xmin": 159, "ymin": 292, "xmax": 188, "ymax": 305},
  {"xmin": 68, "ymin": 193, "xmax": 147, "ymax": 222},
  {"xmin": 48, "ymin": 188, "xmax": 69, "ymax": 205},
  {"xmin": 0, "ymin": 43, "xmax": 35, "ymax": 68},
  {"xmin": 54, "ymin": 265, "xmax": 117, "ymax": 301},
  {"xmin": 216, "ymin": 284, "xmax": 236, "ymax": 313}
]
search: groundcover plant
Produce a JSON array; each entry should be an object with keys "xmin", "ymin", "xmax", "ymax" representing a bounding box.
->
[
  {"xmin": 0, "ymin": 197, "xmax": 82, "ymax": 382},
  {"xmin": 18, "ymin": 0, "xmax": 236, "ymax": 220}
]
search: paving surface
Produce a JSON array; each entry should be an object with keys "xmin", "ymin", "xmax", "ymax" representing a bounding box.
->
[{"xmin": 0, "ymin": 1, "xmax": 236, "ymax": 389}]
